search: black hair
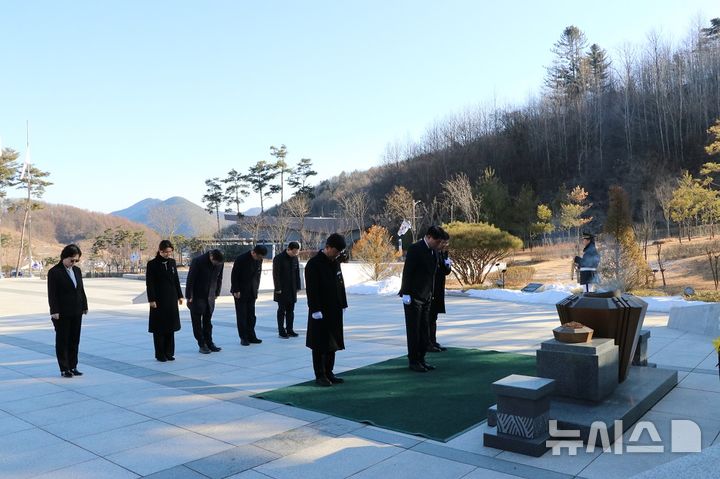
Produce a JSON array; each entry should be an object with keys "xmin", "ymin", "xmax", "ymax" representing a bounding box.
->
[
  {"xmin": 426, "ymin": 225, "xmax": 444, "ymax": 240},
  {"xmin": 440, "ymin": 228, "xmax": 450, "ymax": 240},
  {"xmin": 325, "ymin": 233, "xmax": 347, "ymax": 251},
  {"xmin": 287, "ymin": 241, "xmax": 300, "ymax": 250},
  {"xmin": 209, "ymin": 249, "xmax": 225, "ymax": 262},
  {"xmin": 60, "ymin": 244, "xmax": 82, "ymax": 260},
  {"xmin": 253, "ymin": 245, "xmax": 268, "ymax": 256},
  {"xmin": 158, "ymin": 240, "xmax": 174, "ymax": 251}
]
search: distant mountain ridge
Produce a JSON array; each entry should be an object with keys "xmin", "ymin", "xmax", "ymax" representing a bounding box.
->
[{"xmin": 111, "ymin": 196, "xmax": 239, "ymax": 237}]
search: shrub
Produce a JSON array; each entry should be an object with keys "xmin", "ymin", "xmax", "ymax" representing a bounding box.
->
[
  {"xmin": 444, "ymin": 221, "xmax": 523, "ymax": 285},
  {"xmin": 351, "ymin": 225, "xmax": 401, "ymax": 280}
]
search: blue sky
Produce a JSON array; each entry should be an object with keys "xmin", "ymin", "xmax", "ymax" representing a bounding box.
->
[{"xmin": 1, "ymin": 1, "xmax": 717, "ymax": 213}]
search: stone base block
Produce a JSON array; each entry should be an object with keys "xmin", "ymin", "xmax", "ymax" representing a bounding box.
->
[
  {"xmin": 537, "ymin": 338, "xmax": 619, "ymax": 402},
  {"xmin": 483, "ymin": 429, "xmax": 549, "ymax": 457},
  {"xmin": 549, "ymin": 366, "xmax": 677, "ymax": 446}
]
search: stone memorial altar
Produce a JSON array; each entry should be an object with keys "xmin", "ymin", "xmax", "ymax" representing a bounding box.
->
[{"xmin": 555, "ymin": 291, "xmax": 648, "ymax": 382}]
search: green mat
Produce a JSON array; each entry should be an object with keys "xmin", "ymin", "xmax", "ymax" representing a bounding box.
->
[{"xmin": 253, "ymin": 348, "xmax": 536, "ymax": 442}]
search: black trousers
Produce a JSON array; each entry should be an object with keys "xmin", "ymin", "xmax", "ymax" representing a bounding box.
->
[
  {"xmin": 276, "ymin": 301, "xmax": 295, "ymax": 333},
  {"xmin": 190, "ymin": 303, "xmax": 214, "ymax": 346},
  {"xmin": 428, "ymin": 308, "xmax": 440, "ymax": 347},
  {"xmin": 153, "ymin": 333, "xmax": 175, "ymax": 359},
  {"xmin": 403, "ymin": 298, "xmax": 430, "ymax": 364},
  {"xmin": 234, "ymin": 299, "xmax": 258, "ymax": 341},
  {"xmin": 312, "ymin": 350, "xmax": 336, "ymax": 379},
  {"xmin": 53, "ymin": 314, "xmax": 82, "ymax": 372}
]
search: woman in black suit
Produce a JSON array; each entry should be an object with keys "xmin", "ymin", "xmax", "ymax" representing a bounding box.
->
[
  {"xmin": 146, "ymin": 240, "xmax": 183, "ymax": 361},
  {"xmin": 47, "ymin": 244, "xmax": 88, "ymax": 378}
]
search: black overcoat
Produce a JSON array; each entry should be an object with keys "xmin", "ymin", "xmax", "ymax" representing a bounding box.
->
[
  {"xmin": 273, "ymin": 250, "xmax": 300, "ymax": 304},
  {"xmin": 400, "ymin": 239, "xmax": 437, "ymax": 302},
  {"xmin": 185, "ymin": 252, "xmax": 223, "ymax": 315},
  {"xmin": 47, "ymin": 262, "xmax": 88, "ymax": 317},
  {"xmin": 305, "ymin": 250, "xmax": 347, "ymax": 352},
  {"xmin": 231, "ymin": 251, "xmax": 262, "ymax": 301},
  {"xmin": 431, "ymin": 250, "xmax": 452, "ymax": 314},
  {"xmin": 146, "ymin": 255, "xmax": 183, "ymax": 333}
]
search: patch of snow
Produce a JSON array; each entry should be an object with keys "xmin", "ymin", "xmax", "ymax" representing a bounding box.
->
[{"xmin": 345, "ymin": 276, "xmax": 708, "ymax": 312}]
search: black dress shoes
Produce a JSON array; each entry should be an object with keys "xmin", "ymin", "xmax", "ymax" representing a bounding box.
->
[
  {"xmin": 315, "ymin": 376, "xmax": 332, "ymax": 387},
  {"xmin": 279, "ymin": 331, "xmax": 289, "ymax": 338},
  {"xmin": 241, "ymin": 339, "xmax": 250, "ymax": 346},
  {"xmin": 409, "ymin": 363, "xmax": 428, "ymax": 373},
  {"xmin": 166, "ymin": 356, "xmax": 175, "ymax": 361},
  {"xmin": 287, "ymin": 330, "xmax": 299, "ymax": 337},
  {"xmin": 208, "ymin": 344, "xmax": 222, "ymax": 352},
  {"xmin": 61, "ymin": 370, "xmax": 73, "ymax": 378},
  {"xmin": 426, "ymin": 345, "xmax": 442, "ymax": 353},
  {"xmin": 156, "ymin": 356, "xmax": 167, "ymax": 362},
  {"xmin": 70, "ymin": 368, "xmax": 83, "ymax": 376},
  {"xmin": 420, "ymin": 362, "xmax": 435, "ymax": 371},
  {"xmin": 328, "ymin": 375, "xmax": 345, "ymax": 384},
  {"xmin": 249, "ymin": 338, "xmax": 262, "ymax": 344},
  {"xmin": 198, "ymin": 344, "xmax": 211, "ymax": 354}
]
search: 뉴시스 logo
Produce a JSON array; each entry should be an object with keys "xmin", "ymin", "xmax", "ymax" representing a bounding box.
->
[{"xmin": 546, "ymin": 419, "xmax": 702, "ymax": 455}]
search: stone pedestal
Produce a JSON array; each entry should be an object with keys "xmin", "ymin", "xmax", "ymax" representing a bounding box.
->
[
  {"xmin": 537, "ymin": 338, "xmax": 619, "ymax": 402},
  {"xmin": 483, "ymin": 374, "xmax": 555, "ymax": 457},
  {"xmin": 632, "ymin": 330, "xmax": 653, "ymax": 367}
]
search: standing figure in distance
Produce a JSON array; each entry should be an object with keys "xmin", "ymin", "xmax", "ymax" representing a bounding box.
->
[
  {"xmin": 399, "ymin": 225, "xmax": 444, "ymax": 372},
  {"xmin": 428, "ymin": 228, "xmax": 451, "ymax": 353},
  {"xmin": 231, "ymin": 245, "xmax": 268, "ymax": 346},
  {"xmin": 146, "ymin": 240, "xmax": 183, "ymax": 362},
  {"xmin": 574, "ymin": 232, "xmax": 601, "ymax": 293},
  {"xmin": 273, "ymin": 241, "xmax": 301, "ymax": 339},
  {"xmin": 47, "ymin": 244, "xmax": 88, "ymax": 378},
  {"xmin": 186, "ymin": 249, "xmax": 224, "ymax": 354},
  {"xmin": 305, "ymin": 233, "xmax": 348, "ymax": 387}
]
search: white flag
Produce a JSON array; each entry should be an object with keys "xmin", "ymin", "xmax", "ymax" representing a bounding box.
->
[
  {"xmin": 19, "ymin": 145, "xmax": 31, "ymax": 179},
  {"xmin": 398, "ymin": 219, "xmax": 412, "ymax": 236}
]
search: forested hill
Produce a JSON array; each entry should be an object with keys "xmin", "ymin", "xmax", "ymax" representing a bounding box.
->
[
  {"xmin": 1, "ymin": 200, "xmax": 159, "ymax": 265},
  {"xmin": 307, "ymin": 19, "xmax": 720, "ymax": 237}
]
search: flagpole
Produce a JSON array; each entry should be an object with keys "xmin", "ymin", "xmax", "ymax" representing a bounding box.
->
[{"xmin": 26, "ymin": 121, "xmax": 33, "ymax": 277}]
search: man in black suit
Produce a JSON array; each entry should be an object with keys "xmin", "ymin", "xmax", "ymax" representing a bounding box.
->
[
  {"xmin": 186, "ymin": 249, "xmax": 224, "ymax": 354},
  {"xmin": 399, "ymin": 226, "xmax": 444, "ymax": 372},
  {"xmin": 273, "ymin": 241, "xmax": 301, "ymax": 338},
  {"xmin": 428, "ymin": 228, "xmax": 451, "ymax": 352},
  {"xmin": 47, "ymin": 244, "xmax": 88, "ymax": 378},
  {"xmin": 231, "ymin": 245, "xmax": 268, "ymax": 346},
  {"xmin": 305, "ymin": 233, "xmax": 348, "ymax": 386}
]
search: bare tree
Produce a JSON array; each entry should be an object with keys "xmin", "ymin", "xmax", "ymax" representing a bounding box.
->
[
  {"xmin": 441, "ymin": 173, "xmax": 481, "ymax": 223},
  {"xmin": 284, "ymin": 194, "xmax": 311, "ymax": 247},
  {"xmin": 337, "ymin": 191, "xmax": 369, "ymax": 235},
  {"xmin": 384, "ymin": 186, "xmax": 419, "ymax": 241},
  {"xmin": 654, "ymin": 177, "xmax": 675, "ymax": 239}
]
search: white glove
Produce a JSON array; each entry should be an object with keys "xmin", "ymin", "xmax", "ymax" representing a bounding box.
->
[
  {"xmin": 402, "ymin": 295, "xmax": 411, "ymax": 305},
  {"xmin": 311, "ymin": 311, "xmax": 323, "ymax": 319},
  {"xmin": 444, "ymin": 258, "xmax": 453, "ymax": 266}
]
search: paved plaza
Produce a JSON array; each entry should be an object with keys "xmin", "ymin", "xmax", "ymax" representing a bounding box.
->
[{"xmin": 1, "ymin": 277, "xmax": 719, "ymax": 478}]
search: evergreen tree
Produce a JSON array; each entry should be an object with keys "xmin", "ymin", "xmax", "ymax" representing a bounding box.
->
[
  {"xmin": 269, "ymin": 144, "xmax": 291, "ymax": 205},
  {"xmin": 222, "ymin": 169, "xmax": 250, "ymax": 218},
  {"xmin": 246, "ymin": 160, "xmax": 280, "ymax": 214},
  {"xmin": 202, "ymin": 177, "xmax": 224, "ymax": 234},
  {"xmin": 287, "ymin": 158, "xmax": 317, "ymax": 198},
  {"xmin": 601, "ymin": 186, "xmax": 650, "ymax": 290},
  {"xmin": 546, "ymin": 25, "xmax": 589, "ymax": 99}
]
